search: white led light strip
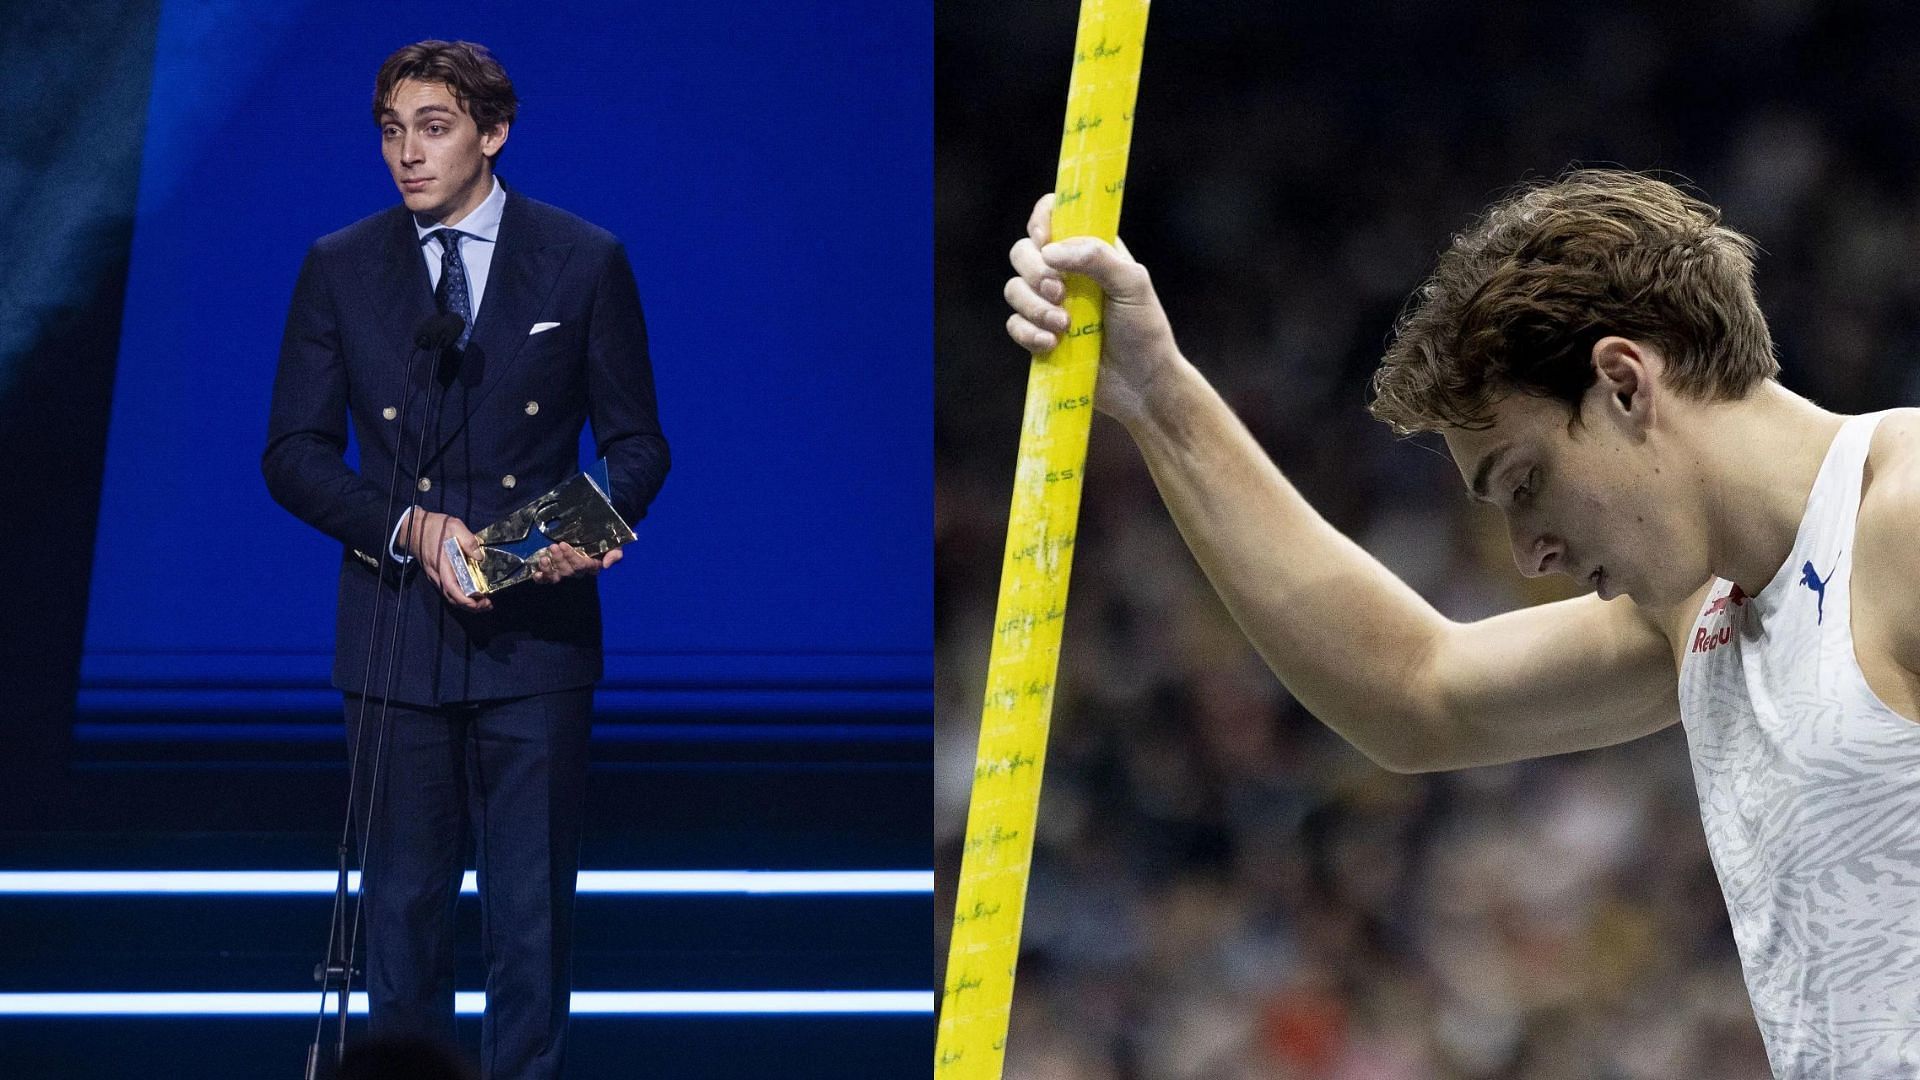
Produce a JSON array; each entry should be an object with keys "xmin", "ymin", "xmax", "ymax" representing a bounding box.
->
[
  {"xmin": 0, "ymin": 870, "xmax": 931, "ymax": 895},
  {"xmin": 0, "ymin": 991, "xmax": 932, "ymax": 1016}
]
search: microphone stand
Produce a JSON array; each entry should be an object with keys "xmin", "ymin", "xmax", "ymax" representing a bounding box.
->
[
  {"xmin": 306, "ymin": 311, "xmax": 465, "ymax": 1080},
  {"xmin": 339, "ymin": 325, "xmax": 462, "ymax": 1057}
]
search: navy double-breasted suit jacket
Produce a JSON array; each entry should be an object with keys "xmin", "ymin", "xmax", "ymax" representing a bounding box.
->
[{"xmin": 264, "ymin": 184, "xmax": 669, "ymax": 706}]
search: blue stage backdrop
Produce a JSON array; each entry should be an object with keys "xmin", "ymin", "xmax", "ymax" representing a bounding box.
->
[{"xmin": 81, "ymin": 1, "xmax": 930, "ymax": 714}]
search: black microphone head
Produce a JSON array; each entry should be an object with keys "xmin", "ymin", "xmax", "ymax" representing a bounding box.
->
[{"xmin": 414, "ymin": 311, "xmax": 466, "ymax": 350}]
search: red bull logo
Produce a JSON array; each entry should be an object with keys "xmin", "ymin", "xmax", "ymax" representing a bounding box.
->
[
  {"xmin": 1703, "ymin": 583, "xmax": 1748, "ymax": 616},
  {"xmin": 1692, "ymin": 624, "xmax": 1734, "ymax": 653},
  {"xmin": 1692, "ymin": 584, "xmax": 1748, "ymax": 654}
]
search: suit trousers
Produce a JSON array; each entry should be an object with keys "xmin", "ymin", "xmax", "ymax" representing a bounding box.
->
[{"xmin": 345, "ymin": 686, "xmax": 593, "ymax": 1080}]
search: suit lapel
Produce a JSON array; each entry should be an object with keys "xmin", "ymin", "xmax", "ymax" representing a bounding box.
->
[
  {"xmin": 426, "ymin": 188, "xmax": 573, "ymax": 462},
  {"xmin": 370, "ymin": 207, "xmax": 438, "ymax": 396}
]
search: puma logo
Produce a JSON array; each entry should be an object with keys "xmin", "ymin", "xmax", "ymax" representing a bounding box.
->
[{"xmin": 1798, "ymin": 557, "xmax": 1838, "ymax": 625}]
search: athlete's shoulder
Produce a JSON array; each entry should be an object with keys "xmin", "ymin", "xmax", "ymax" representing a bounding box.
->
[
  {"xmin": 1861, "ymin": 408, "xmax": 1920, "ymax": 517},
  {"xmin": 311, "ymin": 204, "xmax": 408, "ymax": 258},
  {"xmin": 502, "ymin": 185, "xmax": 620, "ymax": 251},
  {"xmin": 1854, "ymin": 409, "xmax": 1920, "ymax": 674}
]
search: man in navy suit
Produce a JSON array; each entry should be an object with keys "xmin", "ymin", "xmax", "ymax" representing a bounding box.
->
[{"xmin": 263, "ymin": 40, "xmax": 668, "ymax": 1078}]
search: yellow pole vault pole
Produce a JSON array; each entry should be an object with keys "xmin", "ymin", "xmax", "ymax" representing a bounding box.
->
[{"xmin": 937, "ymin": 3, "xmax": 1150, "ymax": 1077}]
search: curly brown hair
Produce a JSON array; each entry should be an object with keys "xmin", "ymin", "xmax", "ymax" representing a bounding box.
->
[
  {"xmin": 1369, "ymin": 169, "xmax": 1778, "ymax": 435},
  {"xmin": 372, "ymin": 40, "xmax": 518, "ymax": 157}
]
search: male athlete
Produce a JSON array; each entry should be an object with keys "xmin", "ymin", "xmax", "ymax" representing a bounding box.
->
[
  {"xmin": 1000, "ymin": 170, "xmax": 1920, "ymax": 1076},
  {"xmin": 265, "ymin": 40, "xmax": 668, "ymax": 1077}
]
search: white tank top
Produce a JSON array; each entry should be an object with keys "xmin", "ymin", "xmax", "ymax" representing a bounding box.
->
[{"xmin": 1677, "ymin": 410, "xmax": 1920, "ymax": 1078}]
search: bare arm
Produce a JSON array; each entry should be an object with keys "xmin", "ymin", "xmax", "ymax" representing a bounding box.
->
[
  {"xmin": 1134, "ymin": 360, "xmax": 1677, "ymax": 770},
  {"xmin": 1848, "ymin": 413, "xmax": 1920, "ymax": 722},
  {"xmin": 1005, "ymin": 197, "xmax": 1678, "ymax": 772}
]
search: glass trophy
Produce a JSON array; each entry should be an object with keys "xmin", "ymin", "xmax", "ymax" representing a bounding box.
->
[{"xmin": 443, "ymin": 458, "xmax": 635, "ymax": 597}]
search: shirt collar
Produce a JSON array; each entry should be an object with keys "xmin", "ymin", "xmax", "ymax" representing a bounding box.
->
[{"xmin": 414, "ymin": 175, "xmax": 506, "ymax": 244}]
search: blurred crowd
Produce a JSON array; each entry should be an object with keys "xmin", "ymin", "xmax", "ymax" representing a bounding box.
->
[{"xmin": 936, "ymin": 1, "xmax": 1920, "ymax": 1077}]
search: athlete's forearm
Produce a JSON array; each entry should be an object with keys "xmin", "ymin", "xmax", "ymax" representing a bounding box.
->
[{"xmin": 1120, "ymin": 354, "xmax": 1453, "ymax": 770}]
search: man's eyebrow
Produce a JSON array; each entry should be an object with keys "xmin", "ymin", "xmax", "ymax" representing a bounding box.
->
[
  {"xmin": 1468, "ymin": 443, "xmax": 1513, "ymax": 502},
  {"xmin": 378, "ymin": 104, "xmax": 456, "ymax": 122}
]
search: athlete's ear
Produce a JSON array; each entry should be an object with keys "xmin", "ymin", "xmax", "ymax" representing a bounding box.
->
[
  {"xmin": 1589, "ymin": 336, "xmax": 1657, "ymax": 434},
  {"xmin": 481, "ymin": 120, "xmax": 510, "ymax": 162}
]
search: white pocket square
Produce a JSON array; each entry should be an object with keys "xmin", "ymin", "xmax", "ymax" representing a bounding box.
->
[{"xmin": 529, "ymin": 321, "xmax": 561, "ymax": 335}]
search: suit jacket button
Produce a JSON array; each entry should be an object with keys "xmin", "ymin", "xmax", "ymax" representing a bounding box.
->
[
  {"xmin": 382, "ymin": 406, "xmax": 398, "ymax": 421},
  {"xmin": 417, "ymin": 477, "xmax": 431, "ymax": 492},
  {"xmin": 524, "ymin": 401, "xmax": 540, "ymax": 416},
  {"xmin": 502, "ymin": 475, "xmax": 517, "ymax": 489}
]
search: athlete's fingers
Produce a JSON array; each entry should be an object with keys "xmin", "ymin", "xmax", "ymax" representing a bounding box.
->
[
  {"xmin": 533, "ymin": 546, "xmax": 566, "ymax": 584},
  {"xmin": 554, "ymin": 543, "xmax": 599, "ymax": 577},
  {"xmin": 1010, "ymin": 239, "xmax": 1067, "ymax": 304},
  {"xmin": 1039, "ymin": 237, "xmax": 1152, "ymax": 302},
  {"xmin": 1007, "ymin": 312, "xmax": 1058, "ymax": 355},
  {"xmin": 1026, "ymin": 193, "xmax": 1056, "ymax": 247},
  {"xmin": 1009, "ymin": 236, "xmax": 1062, "ymax": 294},
  {"xmin": 1004, "ymin": 275, "xmax": 1070, "ymax": 333}
]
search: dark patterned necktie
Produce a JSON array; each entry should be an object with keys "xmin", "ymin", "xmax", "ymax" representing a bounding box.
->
[{"xmin": 429, "ymin": 229, "xmax": 473, "ymax": 349}]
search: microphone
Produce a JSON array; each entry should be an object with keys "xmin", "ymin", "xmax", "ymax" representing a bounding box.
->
[
  {"xmin": 415, "ymin": 311, "xmax": 466, "ymax": 387},
  {"xmin": 414, "ymin": 310, "xmax": 465, "ymax": 351}
]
